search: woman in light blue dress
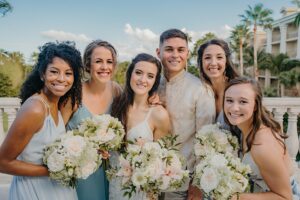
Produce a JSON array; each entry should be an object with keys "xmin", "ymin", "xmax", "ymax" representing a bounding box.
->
[
  {"xmin": 224, "ymin": 77, "xmax": 300, "ymax": 200},
  {"xmin": 0, "ymin": 42, "xmax": 83, "ymax": 200},
  {"xmin": 61, "ymin": 40, "xmax": 121, "ymax": 200},
  {"xmin": 197, "ymin": 39, "xmax": 239, "ymax": 129}
]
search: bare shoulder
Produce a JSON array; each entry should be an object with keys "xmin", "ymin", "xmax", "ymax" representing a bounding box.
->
[
  {"xmin": 12, "ymin": 97, "xmax": 47, "ymax": 133},
  {"xmin": 253, "ymin": 126, "xmax": 279, "ymax": 145},
  {"xmin": 150, "ymin": 105, "xmax": 170, "ymax": 122},
  {"xmin": 21, "ymin": 97, "xmax": 47, "ymax": 118},
  {"xmin": 251, "ymin": 126, "xmax": 284, "ymax": 161}
]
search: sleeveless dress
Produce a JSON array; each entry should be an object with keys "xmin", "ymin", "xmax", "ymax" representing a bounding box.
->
[
  {"xmin": 243, "ymin": 152, "xmax": 300, "ymax": 199},
  {"xmin": 9, "ymin": 96, "xmax": 78, "ymax": 200},
  {"xmin": 109, "ymin": 108, "xmax": 154, "ymax": 200},
  {"xmin": 67, "ymin": 104, "xmax": 110, "ymax": 200}
]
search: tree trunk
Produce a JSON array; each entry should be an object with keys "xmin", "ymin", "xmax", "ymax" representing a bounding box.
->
[
  {"xmin": 253, "ymin": 25, "xmax": 258, "ymax": 80},
  {"xmin": 239, "ymin": 38, "xmax": 244, "ymax": 76}
]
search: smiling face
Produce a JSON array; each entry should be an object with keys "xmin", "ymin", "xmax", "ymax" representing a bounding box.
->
[
  {"xmin": 157, "ymin": 37, "xmax": 189, "ymax": 79},
  {"xmin": 224, "ymin": 83, "xmax": 256, "ymax": 130},
  {"xmin": 42, "ymin": 57, "xmax": 74, "ymax": 97},
  {"xmin": 202, "ymin": 44, "xmax": 226, "ymax": 81},
  {"xmin": 130, "ymin": 61, "xmax": 158, "ymax": 96},
  {"xmin": 89, "ymin": 46, "xmax": 114, "ymax": 83}
]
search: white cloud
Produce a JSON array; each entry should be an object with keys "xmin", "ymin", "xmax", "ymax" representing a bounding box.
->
[
  {"xmin": 115, "ymin": 24, "xmax": 233, "ymax": 61},
  {"xmin": 115, "ymin": 24, "xmax": 159, "ymax": 61},
  {"xmin": 41, "ymin": 30, "xmax": 92, "ymax": 43}
]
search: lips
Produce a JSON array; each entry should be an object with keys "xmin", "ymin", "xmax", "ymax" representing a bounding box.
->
[
  {"xmin": 97, "ymin": 71, "xmax": 110, "ymax": 77},
  {"xmin": 168, "ymin": 60, "xmax": 180, "ymax": 66}
]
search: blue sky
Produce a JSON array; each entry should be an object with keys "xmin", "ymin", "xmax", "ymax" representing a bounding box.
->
[{"xmin": 0, "ymin": 0, "xmax": 295, "ymax": 63}]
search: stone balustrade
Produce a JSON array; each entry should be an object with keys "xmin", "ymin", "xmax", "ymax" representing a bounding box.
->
[{"xmin": 0, "ymin": 97, "xmax": 299, "ymax": 160}]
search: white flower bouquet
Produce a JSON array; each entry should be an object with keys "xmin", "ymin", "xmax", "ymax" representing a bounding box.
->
[
  {"xmin": 76, "ymin": 114, "xmax": 125, "ymax": 151},
  {"xmin": 194, "ymin": 123, "xmax": 239, "ymax": 158},
  {"xmin": 109, "ymin": 135, "xmax": 189, "ymax": 199},
  {"xmin": 43, "ymin": 131, "xmax": 102, "ymax": 187},
  {"xmin": 193, "ymin": 123, "xmax": 251, "ymax": 199}
]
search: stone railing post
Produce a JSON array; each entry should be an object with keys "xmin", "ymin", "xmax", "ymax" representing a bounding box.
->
[
  {"xmin": 4, "ymin": 108, "xmax": 17, "ymax": 131},
  {"xmin": 286, "ymin": 108, "xmax": 300, "ymax": 160},
  {"xmin": 272, "ymin": 107, "xmax": 287, "ymax": 130}
]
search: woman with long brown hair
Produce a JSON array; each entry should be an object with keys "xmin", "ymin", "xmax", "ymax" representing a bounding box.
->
[{"xmin": 223, "ymin": 77, "xmax": 300, "ymax": 199}]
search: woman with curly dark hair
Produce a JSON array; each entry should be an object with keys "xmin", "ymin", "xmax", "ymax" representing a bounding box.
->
[{"xmin": 0, "ymin": 41, "xmax": 83, "ymax": 200}]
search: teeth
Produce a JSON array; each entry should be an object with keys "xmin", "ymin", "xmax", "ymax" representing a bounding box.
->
[
  {"xmin": 169, "ymin": 61, "xmax": 179, "ymax": 66},
  {"xmin": 230, "ymin": 113, "xmax": 241, "ymax": 118},
  {"xmin": 53, "ymin": 84, "xmax": 66, "ymax": 90},
  {"xmin": 209, "ymin": 68, "xmax": 219, "ymax": 72}
]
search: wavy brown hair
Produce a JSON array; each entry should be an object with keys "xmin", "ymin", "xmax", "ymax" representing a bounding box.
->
[{"xmin": 223, "ymin": 77, "xmax": 287, "ymax": 153}]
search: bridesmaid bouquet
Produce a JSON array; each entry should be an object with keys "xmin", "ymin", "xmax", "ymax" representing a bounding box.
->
[
  {"xmin": 193, "ymin": 124, "xmax": 251, "ymax": 199},
  {"xmin": 76, "ymin": 114, "xmax": 125, "ymax": 151},
  {"xmin": 109, "ymin": 135, "xmax": 189, "ymax": 199},
  {"xmin": 43, "ymin": 130, "xmax": 102, "ymax": 187}
]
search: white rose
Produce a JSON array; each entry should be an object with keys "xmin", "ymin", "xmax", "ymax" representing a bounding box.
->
[
  {"xmin": 63, "ymin": 135, "xmax": 86, "ymax": 157},
  {"xmin": 47, "ymin": 150, "xmax": 65, "ymax": 172},
  {"xmin": 210, "ymin": 154, "xmax": 228, "ymax": 168},
  {"xmin": 200, "ymin": 168, "xmax": 219, "ymax": 193}
]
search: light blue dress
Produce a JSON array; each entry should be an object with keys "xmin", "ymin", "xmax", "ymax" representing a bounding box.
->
[
  {"xmin": 67, "ymin": 104, "xmax": 109, "ymax": 200},
  {"xmin": 9, "ymin": 96, "xmax": 78, "ymax": 200}
]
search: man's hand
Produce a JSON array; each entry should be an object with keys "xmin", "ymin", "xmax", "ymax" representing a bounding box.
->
[
  {"xmin": 187, "ymin": 184, "xmax": 203, "ymax": 200},
  {"xmin": 148, "ymin": 93, "xmax": 163, "ymax": 106}
]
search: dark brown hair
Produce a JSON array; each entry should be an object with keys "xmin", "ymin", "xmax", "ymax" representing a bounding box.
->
[{"xmin": 197, "ymin": 39, "xmax": 239, "ymax": 87}]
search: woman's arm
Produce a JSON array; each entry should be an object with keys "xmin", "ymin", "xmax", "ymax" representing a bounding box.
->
[
  {"xmin": 0, "ymin": 98, "xmax": 49, "ymax": 176},
  {"xmin": 232, "ymin": 128, "xmax": 292, "ymax": 200}
]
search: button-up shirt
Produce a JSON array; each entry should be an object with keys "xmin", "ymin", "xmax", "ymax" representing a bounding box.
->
[{"xmin": 158, "ymin": 70, "xmax": 215, "ymax": 191}]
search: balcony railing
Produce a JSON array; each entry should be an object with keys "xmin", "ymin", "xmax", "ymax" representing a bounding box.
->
[{"xmin": 0, "ymin": 97, "xmax": 300, "ymax": 160}]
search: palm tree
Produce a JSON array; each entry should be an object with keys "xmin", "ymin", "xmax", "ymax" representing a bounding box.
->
[
  {"xmin": 191, "ymin": 32, "xmax": 217, "ymax": 59},
  {"xmin": 239, "ymin": 3, "xmax": 273, "ymax": 79},
  {"xmin": 230, "ymin": 24, "xmax": 250, "ymax": 76},
  {"xmin": 0, "ymin": 0, "xmax": 12, "ymax": 16}
]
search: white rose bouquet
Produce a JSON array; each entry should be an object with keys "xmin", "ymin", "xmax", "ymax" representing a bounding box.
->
[
  {"xmin": 43, "ymin": 130, "xmax": 102, "ymax": 187},
  {"xmin": 109, "ymin": 135, "xmax": 189, "ymax": 199},
  {"xmin": 76, "ymin": 114, "xmax": 125, "ymax": 151},
  {"xmin": 193, "ymin": 123, "xmax": 251, "ymax": 199}
]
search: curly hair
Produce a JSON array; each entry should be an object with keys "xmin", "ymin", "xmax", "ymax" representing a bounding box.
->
[
  {"xmin": 223, "ymin": 77, "xmax": 287, "ymax": 153},
  {"xmin": 197, "ymin": 39, "xmax": 239, "ymax": 87},
  {"xmin": 19, "ymin": 41, "xmax": 84, "ymax": 109},
  {"xmin": 111, "ymin": 53, "xmax": 162, "ymax": 130}
]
